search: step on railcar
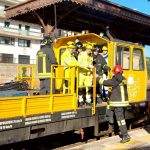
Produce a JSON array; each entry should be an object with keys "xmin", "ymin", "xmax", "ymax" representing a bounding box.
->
[{"xmin": 0, "ymin": 33, "xmax": 149, "ymax": 145}]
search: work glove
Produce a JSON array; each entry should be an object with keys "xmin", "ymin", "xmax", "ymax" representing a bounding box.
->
[
  {"xmin": 96, "ymin": 76, "xmax": 104, "ymax": 84},
  {"xmin": 80, "ymin": 66, "xmax": 89, "ymax": 71},
  {"xmin": 104, "ymin": 65, "xmax": 111, "ymax": 72},
  {"xmin": 89, "ymin": 65, "xmax": 94, "ymax": 71},
  {"xmin": 99, "ymin": 78, "xmax": 104, "ymax": 84},
  {"xmin": 122, "ymin": 79, "xmax": 127, "ymax": 85}
]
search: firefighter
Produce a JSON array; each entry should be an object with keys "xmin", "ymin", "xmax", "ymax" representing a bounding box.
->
[
  {"xmin": 61, "ymin": 41, "xmax": 78, "ymax": 93},
  {"xmin": 102, "ymin": 46, "xmax": 108, "ymax": 63},
  {"xmin": 78, "ymin": 44, "xmax": 94, "ymax": 106},
  {"xmin": 99, "ymin": 65, "xmax": 131, "ymax": 143},
  {"xmin": 74, "ymin": 41, "xmax": 83, "ymax": 60},
  {"xmin": 93, "ymin": 45, "xmax": 110, "ymax": 103},
  {"xmin": 36, "ymin": 35, "xmax": 57, "ymax": 94},
  {"xmin": 102, "ymin": 46, "xmax": 109, "ymax": 99}
]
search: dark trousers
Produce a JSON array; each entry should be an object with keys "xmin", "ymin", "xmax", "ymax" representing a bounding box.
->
[
  {"xmin": 115, "ymin": 107, "xmax": 128, "ymax": 135},
  {"xmin": 107, "ymin": 107, "xmax": 128, "ymax": 136},
  {"xmin": 96, "ymin": 80, "xmax": 102, "ymax": 103},
  {"xmin": 64, "ymin": 80, "xmax": 69, "ymax": 93}
]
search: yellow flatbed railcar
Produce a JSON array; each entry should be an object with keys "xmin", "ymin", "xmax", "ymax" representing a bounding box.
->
[{"xmin": 0, "ymin": 33, "xmax": 149, "ymax": 145}]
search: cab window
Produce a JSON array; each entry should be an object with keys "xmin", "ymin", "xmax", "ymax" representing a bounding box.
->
[
  {"xmin": 133, "ymin": 48, "xmax": 144, "ymax": 71},
  {"xmin": 116, "ymin": 46, "xmax": 130, "ymax": 69}
]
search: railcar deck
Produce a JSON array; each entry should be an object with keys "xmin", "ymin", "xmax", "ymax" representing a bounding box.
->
[{"xmin": 0, "ymin": 99, "xmax": 107, "ymax": 145}]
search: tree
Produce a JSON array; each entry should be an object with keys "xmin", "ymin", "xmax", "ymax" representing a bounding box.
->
[{"xmin": 146, "ymin": 57, "xmax": 150, "ymax": 79}]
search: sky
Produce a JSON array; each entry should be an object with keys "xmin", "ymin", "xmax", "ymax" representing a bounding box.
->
[{"xmin": 111, "ymin": 0, "xmax": 150, "ymax": 57}]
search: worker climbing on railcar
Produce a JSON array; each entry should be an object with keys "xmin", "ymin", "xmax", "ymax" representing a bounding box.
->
[
  {"xmin": 74, "ymin": 39, "xmax": 83, "ymax": 60},
  {"xmin": 78, "ymin": 44, "xmax": 94, "ymax": 107},
  {"xmin": 98, "ymin": 65, "xmax": 131, "ymax": 143},
  {"xmin": 93, "ymin": 45, "xmax": 110, "ymax": 104},
  {"xmin": 36, "ymin": 35, "xmax": 57, "ymax": 94},
  {"xmin": 61, "ymin": 41, "xmax": 79, "ymax": 93},
  {"xmin": 101, "ymin": 46, "xmax": 109, "ymax": 100}
]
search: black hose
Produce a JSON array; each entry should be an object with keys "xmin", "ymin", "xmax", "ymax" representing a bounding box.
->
[{"xmin": 0, "ymin": 80, "xmax": 29, "ymax": 91}]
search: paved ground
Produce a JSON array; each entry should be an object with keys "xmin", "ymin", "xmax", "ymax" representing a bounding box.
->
[{"xmin": 68, "ymin": 126, "xmax": 150, "ymax": 150}]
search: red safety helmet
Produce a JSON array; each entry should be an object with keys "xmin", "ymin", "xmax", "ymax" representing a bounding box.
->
[{"xmin": 113, "ymin": 65, "xmax": 123, "ymax": 75}]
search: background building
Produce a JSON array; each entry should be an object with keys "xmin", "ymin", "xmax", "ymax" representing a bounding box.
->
[{"xmin": 0, "ymin": 0, "xmax": 42, "ymax": 83}]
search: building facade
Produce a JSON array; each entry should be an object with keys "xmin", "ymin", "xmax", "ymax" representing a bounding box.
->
[{"xmin": 0, "ymin": 0, "xmax": 42, "ymax": 83}]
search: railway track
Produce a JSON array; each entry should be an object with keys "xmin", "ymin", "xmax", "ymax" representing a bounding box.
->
[{"xmin": 0, "ymin": 120, "xmax": 149, "ymax": 150}]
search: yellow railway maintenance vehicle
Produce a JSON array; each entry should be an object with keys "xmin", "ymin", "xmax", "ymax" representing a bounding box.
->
[{"xmin": 0, "ymin": 33, "xmax": 149, "ymax": 145}]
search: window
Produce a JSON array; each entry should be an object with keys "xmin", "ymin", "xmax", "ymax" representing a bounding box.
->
[
  {"xmin": 0, "ymin": 36, "xmax": 15, "ymax": 45},
  {"xmin": 25, "ymin": 25, "xmax": 30, "ymax": 31},
  {"xmin": 116, "ymin": 46, "xmax": 130, "ymax": 69},
  {"xmin": 18, "ymin": 39, "xmax": 30, "ymax": 47},
  {"xmin": 133, "ymin": 48, "xmax": 144, "ymax": 70},
  {"xmin": 19, "ymin": 24, "xmax": 22, "ymax": 29},
  {"xmin": 0, "ymin": 53, "xmax": 13, "ymax": 63},
  {"xmin": 19, "ymin": 55, "xmax": 30, "ymax": 64},
  {"xmin": 4, "ymin": 21, "xmax": 10, "ymax": 28}
]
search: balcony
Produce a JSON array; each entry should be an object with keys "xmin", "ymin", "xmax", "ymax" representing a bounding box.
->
[
  {"xmin": 0, "ymin": 27, "xmax": 43, "ymax": 40},
  {"xmin": 0, "ymin": 10, "xmax": 6, "ymax": 18}
]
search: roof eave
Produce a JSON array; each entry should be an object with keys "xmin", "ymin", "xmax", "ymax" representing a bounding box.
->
[{"xmin": 6, "ymin": 0, "xmax": 150, "ymax": 26}]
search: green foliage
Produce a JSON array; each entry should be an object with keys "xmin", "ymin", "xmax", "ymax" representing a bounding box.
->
[
  {"xmin": 22, "ymin": 67, "xmax": 27, "ymax": 77},
  {"xmin": 146, "ymin": 57, "xmax": 150, "ymax": 79}
]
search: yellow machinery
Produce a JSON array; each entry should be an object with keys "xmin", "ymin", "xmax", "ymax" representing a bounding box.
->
[
  {"xmin": 5, "ymin": 33, "xmax": 147, "ymax": 119},
  {"xmin": 16, "ymin": 65, "xmax": 36, "ymax": 90},
  {"xmin": 4, "ymin": 64, "xmax": 96, "ymax": 119},
  {"xmin": 53, "ymin": 33, "xmax": 147, "ymax": 103},
  {"xmin": 1, "ymin": 33, "xmax": 144, "ymax": 120},
  {"xmin": 0, "ymin": 33, "xmax": 148, "ymax": 146}
]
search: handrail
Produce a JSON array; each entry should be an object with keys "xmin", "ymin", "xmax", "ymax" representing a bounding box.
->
[
  {"xmin": 0, "ymin": 26, "xmax": 43, "ymax": 38},
  {"xmin": 92, "ymin": 67, "xmax": 96, "ymax": 115},
  {"xmin": 50, "ymin": 65, "xmax": 96, "ymax": 115},
  {"xmin": 16, "ymin": 65, "xmax": 35, "ymax": 89},
  {"xmin": 50, "ymin": 64, "xmax": 75, "ymax": 94}
]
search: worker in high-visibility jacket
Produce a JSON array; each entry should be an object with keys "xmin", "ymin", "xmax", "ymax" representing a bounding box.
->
[
  {"xmin": 74, "ymin": 41, "xmax": 83, "ymax": 60},
  {"xmin": 98, "ymin": 65, "xmax": 131, "ymax": 143},
  {"xmin": 61, "ymin": 41, "xmax": 79, "ymax": 93},
  {"xmin": 93, "ymin": 45, "xmax": 110, "ymax": 103},
  {"xmin": 102, "ymin": 46, "xmax": 108, "ymax": 63},
  {"xmin": 101, "ymin": 46, "xmax": 109, "ymax": 100},
  {"xmin": 78, "ymin": 44, "xmax": 94, "ymax": 107},
  {"xmin": 36, "ymin": 35, "xmax": 57, "ymax": 94}
]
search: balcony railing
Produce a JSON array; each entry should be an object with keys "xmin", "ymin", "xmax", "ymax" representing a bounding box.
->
[
  {"xmin": 0, "ymin": 10, "xmax": 6, "ymax": 17},
  {"xmin": 0, "ymin": 26, "xmax": 43, "ymax": 39}
]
